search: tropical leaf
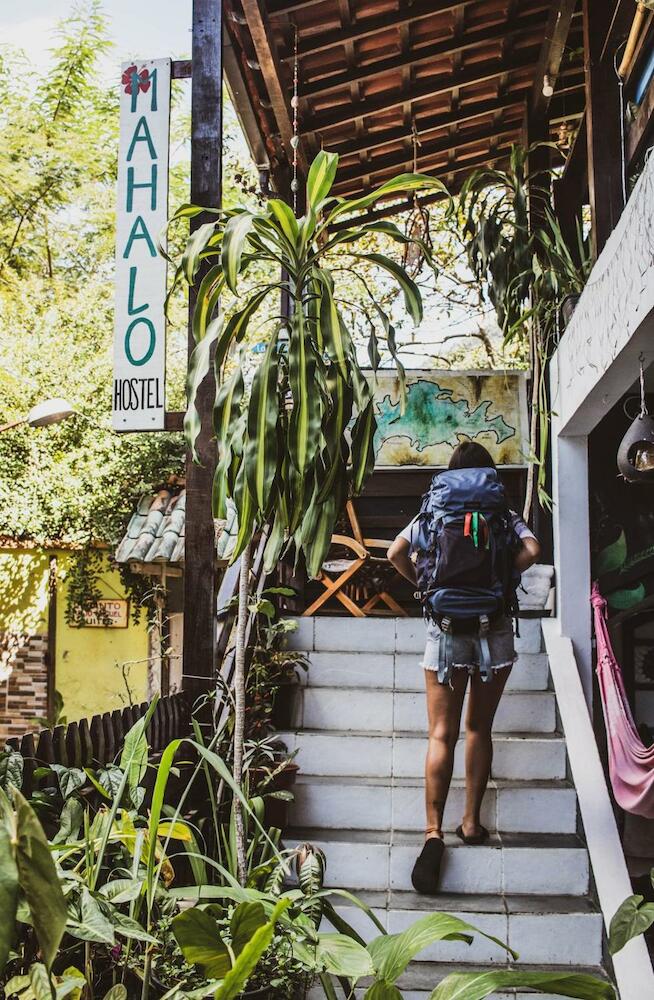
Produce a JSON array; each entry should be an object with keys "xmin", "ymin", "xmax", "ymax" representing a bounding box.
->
[
  {"xmin": 327, "ymin": 172, "xmax": 443, "ymax": 224},
  {"xmin": 229, "ymin": 901, "xmax": 267, "ymax": 956},
  {"xmin": 213, "ymin": 898, "xmax": 291, "ymax": 1000},
  {"xmin": 288, "ymin": 310, "xmax": 321, "ymax": 477},
  {"xmin": 305, "ymin": 494, "xmax": 336, "ymax": 580},
  {"xmin": 119, "ymin": 714, "xmax": 149, "ymax": 795},
  {"xmin": 369, "ymin": 912, "xmax": 514, "ymax": 986},
  {"xmin": 350, "ymin": 398, "xmax": 377, "ymax": 495},
  {"xmin": 608, "ymin": 893, "xmax": 654, "ymax": 955},
  {"xmin": 192, "ymin": 264, "xmax": 224, "ymax": 344},
  {"xmin": 307, "ymin": 151, "xmax": 339, "ymax": 211},
  {"xmin": 66, "ymin": 888, "xmax": 115, "ymax": 945},
  {"xmin": 49, "ymin": 765, "xmax": 86, "ymax": 801},
  {"xmin": 28, "ymin": 963, "xmax": 53, "ymax": 1000},
  {"xmin": 363, "ymin": 985, "xmax": 403, "ymax": 1000},
  {"xmin": 267, "ymin": 199, "xmax": 299, "ymax": 247},
  {"xmin": 351, "ymin": 252, "xmax": 423, "ymax": 325},
  {"xmin": 0, "ymin": 747, "xmax": 23, "ymax": 792},
  {"xmin": 316, "ymin": 269, "xmax": 351, "ymax": 380},
  {"xmin": 182, "ymin": 221, "xmax": 218, "ymax": 284},
  {"xmin": 12, "ymin": 790, "xmax": 67, "ymax": 971},
  {"xmin": 245, "ymin": 334, "xmax": 280, "ymax": 512},
  {"xmin": 172, "ymin": 907, "xmax": 232, "ymax": 979},
  {"xmin": 0, "ymin": 819, "xmax": 18, "ymax": 973},
  {"xmin": 429, "ymin": 969, "xmax": 615, "ymax": 1000},
  {"xmin": 101, "ymin": 988, "xmax": 127, "ymax": 1000},
  {"xmin": 313, "ymin": 934, "xmax": 374, "ymax": 978},
  {"xmin": 185, "ymin": 315, "xmax": 223, "ymax": 463},
  {"xmin": 232, "ymin": 465, "xmax": 257, "ymax": 561},
  {"xmin": 222, "ymin": 211, "xmax": 255, "ymax": 293}
]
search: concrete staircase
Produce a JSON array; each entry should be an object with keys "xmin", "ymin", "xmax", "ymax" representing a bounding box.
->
[{"xmin": 280, "ymin": 615, "xmax": 607, "ymax": 997}]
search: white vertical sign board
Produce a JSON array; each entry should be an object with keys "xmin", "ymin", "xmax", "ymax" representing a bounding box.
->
[{"xmin": 113, "ymin": 59, "xmax": 171, "ymax": 431}]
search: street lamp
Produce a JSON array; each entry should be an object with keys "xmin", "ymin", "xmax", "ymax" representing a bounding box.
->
[{"xmin": 0, "ymin": 397, "xmax": 76, "ymax": 433}]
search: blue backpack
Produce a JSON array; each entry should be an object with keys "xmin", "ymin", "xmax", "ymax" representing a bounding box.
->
[{"xmin": 414, "ymin": 467, "xmax": 521, "ymax": 682}]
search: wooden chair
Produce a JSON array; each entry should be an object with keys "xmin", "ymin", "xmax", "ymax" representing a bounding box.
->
[{"xmin": 303, "ymin": 501, "xmax": 408, "ymax": 618}]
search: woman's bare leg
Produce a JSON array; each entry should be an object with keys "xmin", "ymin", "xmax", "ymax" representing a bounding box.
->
[
  {"xmin": 424, "ymin": 668, "xmax": 468, "ymax": 839},
  {"xmin": 461, "ymin": 665, "xmax": 513, "ymax": 838}
]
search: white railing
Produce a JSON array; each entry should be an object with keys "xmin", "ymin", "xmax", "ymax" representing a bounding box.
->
[{"xmin": 541, "ymin": 619, "xmax": 654, "ymax": 1000}]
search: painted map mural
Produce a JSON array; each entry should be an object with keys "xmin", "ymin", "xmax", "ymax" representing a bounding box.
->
[{"xmin": 372, "ymin": 371, "xmax": 529, "ymax": 467}]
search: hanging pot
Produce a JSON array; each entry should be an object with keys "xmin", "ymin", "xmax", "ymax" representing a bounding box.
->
[{"xmin": 617, "ymin": 413, "xmax": 654, "ymax": 482}]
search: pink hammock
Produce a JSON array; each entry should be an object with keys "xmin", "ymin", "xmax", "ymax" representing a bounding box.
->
[{"xmin": 592, "ymin": 583, "xmax": 654, "ymax": 818}]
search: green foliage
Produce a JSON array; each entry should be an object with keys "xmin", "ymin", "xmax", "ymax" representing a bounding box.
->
[
  {"xmin": 608, "ymin": 869, "xmax": 654, "ymax": 955},
  {"xmin": 429, "ymin": 970, "xmax": 615, "ymax": 999},
  {"xmin": 173, "ymin": 149, "xmax": 447, "ymax": 579}
]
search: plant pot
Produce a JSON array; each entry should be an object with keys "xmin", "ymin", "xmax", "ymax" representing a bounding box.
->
[{"xmin": 560, "ymin": 293, "xmax": 580, "ymax": 328}]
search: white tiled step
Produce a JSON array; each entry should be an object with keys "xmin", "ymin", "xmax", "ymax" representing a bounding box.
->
[
  {"xmin": 285, "ymin": 829, "xmax": 590, "ymax": 895},
  {"xmin": 318, "ymin": 890, "xmax": 602, "ymax": 966},
  {"xmin": 300, "ymin": 650, "xmax": 550, "ymax": 692},
  {"xmin": 307, "ymin": 961, "xmax": 608, "ymax": 999},
  {"xmin": 294, "ymin": 686, "xmax": 556, "ymax": 734},
  {"xmin": 278, "ymin": 729, "xmax": 567, "ymax": 781},
  {"xmin": 289, "ymin": 615, "xmax": 543, "ymax": 655},
  {"xmin": 290, "ymin": 775, "xmax": 577, "ymax": 834}
]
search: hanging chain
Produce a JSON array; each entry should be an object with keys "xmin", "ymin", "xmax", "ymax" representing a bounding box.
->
[
  {"xmin": 290, "ymin": 25, "xmax": 300, "ymax": 213},
  {"xmin": 639, "ymin": 352, "xmax": 648, "ymax": 417},
  {"xmin": 411, "ymin": 118, "xmax": 420, "ymax": 175}
]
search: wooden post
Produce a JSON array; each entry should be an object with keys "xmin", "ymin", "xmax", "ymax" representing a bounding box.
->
[
  {"xmin": 182, "ymin": 0, "xmax": 223, "ymax": 703},
  {"xmin": 583, "ymin": 0, "xmax": 625, "ymax": 256}
]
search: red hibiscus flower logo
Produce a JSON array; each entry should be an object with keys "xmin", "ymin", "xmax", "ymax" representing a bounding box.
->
[{"xmin": 121, "ymin": 65, "xmax": 151, "ymax": 96}]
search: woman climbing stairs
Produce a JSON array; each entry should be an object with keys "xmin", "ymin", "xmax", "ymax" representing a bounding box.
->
[{"xmin": 279, "ymin": 615, "xmax": 608, "ymax": 996}]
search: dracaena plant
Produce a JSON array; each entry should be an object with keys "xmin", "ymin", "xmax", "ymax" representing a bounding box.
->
[{"xmin": 170, "ymin": 150, "xmax": 447, "ymax": 580}]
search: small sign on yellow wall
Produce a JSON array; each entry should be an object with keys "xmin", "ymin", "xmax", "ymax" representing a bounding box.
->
[{"xmin": 81, "ymin": 600, "xmax": 129, "ymax": 628}]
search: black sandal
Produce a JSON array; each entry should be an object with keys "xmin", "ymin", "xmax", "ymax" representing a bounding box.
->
[
  {"xmin": 455, "ymin": 824, "xmax": 489, "ymax": 845},
  {"xmin": 411, "ymin": 834, "xmax": 445, "ymax": 895}
]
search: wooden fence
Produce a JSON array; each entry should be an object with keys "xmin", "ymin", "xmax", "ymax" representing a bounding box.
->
[{"xmin": 6, "ymin": 692, "xmax": 190, "ymax": 797}]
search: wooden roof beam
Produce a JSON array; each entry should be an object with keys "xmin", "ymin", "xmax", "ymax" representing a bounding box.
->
[
  {"xmin": 327, "ymin": 92, "xmax": 529, "ymax": 158},
  {"xmin": 240, "ymin": 0, "xmax": 308, "ymax": 177},
  {"xmin": 305, "ymin": 48, "xmax": 540, "ymax": 135},
  {"xmin": 529, "ymin": 0, "xmax": 577, "ymax": 119},
  {"xmin": 279, "ymin": 0, "xmax": 485, "ymax": 61},
  {"xmin": 332, "ymin": 120, "xmax": 521, "ymax": 189},
  {"xmin": 300, "ymin": 7, "xmax": 548, "ymax": 101}
]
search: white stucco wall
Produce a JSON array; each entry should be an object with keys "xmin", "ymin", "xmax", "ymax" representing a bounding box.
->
[
  {"xmin": 552, "ymin": 151, "xmax": 654, "ymax": 436},
  {"xmin": 550, "ymin": 150, "xmax": 654, "ymax": 699}
]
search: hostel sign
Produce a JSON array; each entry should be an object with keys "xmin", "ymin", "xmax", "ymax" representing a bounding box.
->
[{"xmin": 113, "ymin": 59, "xmax": 171, "ymax": 431}]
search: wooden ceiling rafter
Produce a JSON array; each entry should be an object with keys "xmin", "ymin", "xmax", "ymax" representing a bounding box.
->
[
  {"xmin": 334, "ymin": 142, "xmax": 517, "ymax": 214},
  {"xmin": 224, "ymin": 0, "xmax": 586, "ymax": 207},
  {"xmin": 278, "ymin": 0, "xmax": 486, "ymax": 61},
  {"xmin": 332, "ymin": 119, "xmax": 522, "ymax": 191},
  {"xmin": 327, "ymin": 91, "xmax": 530, "ymax": 158},
  {"xmin": 298, "ymin": 6, "xmax": 549, "ymax": 102},
  {"xmin": 306, "ymin": 48, "xmax": 542, "ymax": 136},
  {"xmin": 529, "ymin": 0, "xmax": 579, "ymax": 119}
]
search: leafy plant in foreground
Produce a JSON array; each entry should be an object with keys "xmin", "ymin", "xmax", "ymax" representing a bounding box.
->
[{"xmin": 172, "ymin": 150, "xmax": 446, "ymax": 579}]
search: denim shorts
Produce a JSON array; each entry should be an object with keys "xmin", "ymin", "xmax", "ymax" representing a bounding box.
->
[{"xmin": 421, "ymin": 615, "xmax": 517, "ymax": 676}]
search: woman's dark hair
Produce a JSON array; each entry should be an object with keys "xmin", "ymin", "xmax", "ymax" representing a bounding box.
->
[{"xmin": 448, "ymin": 441, "xmax": 496, "ymax": 470}]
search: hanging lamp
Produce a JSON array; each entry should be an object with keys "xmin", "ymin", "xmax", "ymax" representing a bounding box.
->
[{"xmin": 617, "ymin": 355, "xmax": 654, "ymax": 482}]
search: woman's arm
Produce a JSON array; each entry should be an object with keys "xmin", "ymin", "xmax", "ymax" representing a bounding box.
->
[
  {"xmin": 514, "ymin": 536, "xmax": 541, "ymax": 573},
  {"xmin": 388, "ymin": 535, "xmax": 418, "ymax": 586}
]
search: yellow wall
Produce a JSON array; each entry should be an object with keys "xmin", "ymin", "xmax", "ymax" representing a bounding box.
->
[{"xmin": 0, "ymin": 546, "xmax": 149, "ymax": 722}]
